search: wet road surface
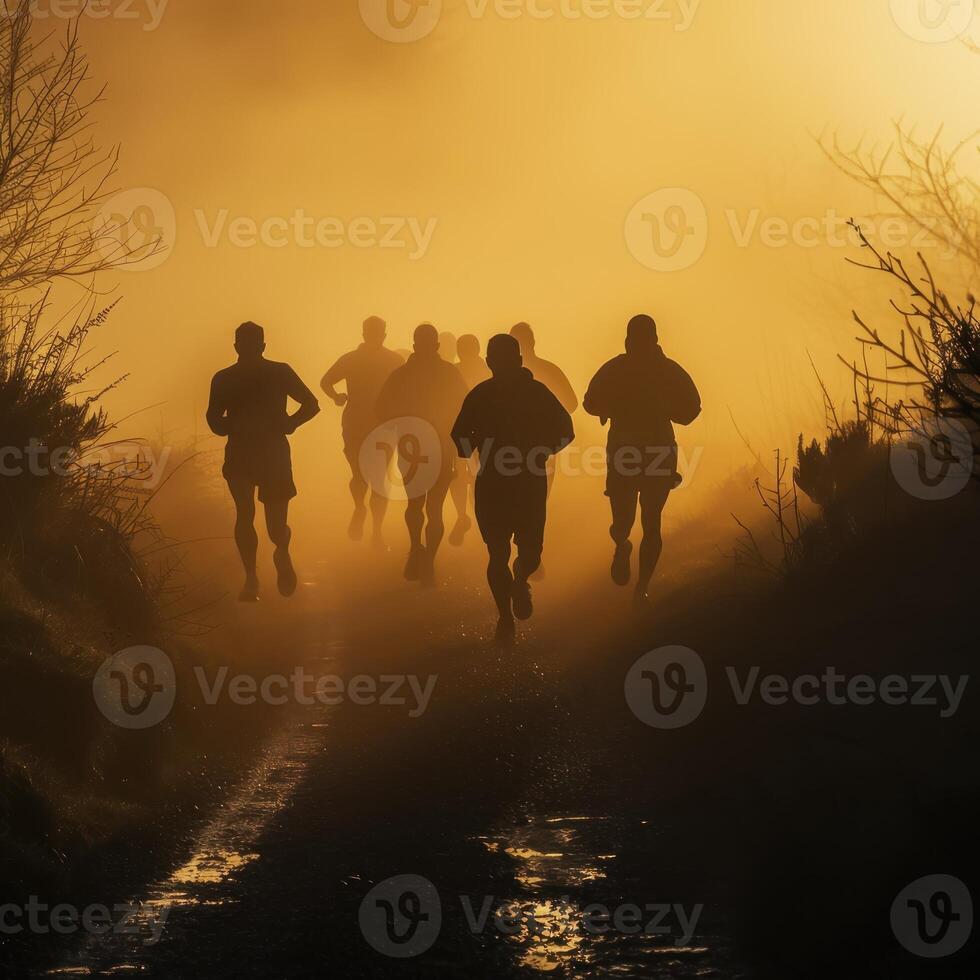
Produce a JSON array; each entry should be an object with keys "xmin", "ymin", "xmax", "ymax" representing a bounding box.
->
[{"xmin": 46, "ymin": 543, "xmax": 750, "ymax": 979}]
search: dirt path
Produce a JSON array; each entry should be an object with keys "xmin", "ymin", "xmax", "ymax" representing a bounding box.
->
[{"xmin": 46, "ymin": 539, "xmax": 749, "ymax": 979}]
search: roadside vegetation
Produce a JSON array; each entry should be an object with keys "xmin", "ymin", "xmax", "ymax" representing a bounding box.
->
[{"xmin": 0, "ymin": 7, "xmax": 251, "ymax": 941}]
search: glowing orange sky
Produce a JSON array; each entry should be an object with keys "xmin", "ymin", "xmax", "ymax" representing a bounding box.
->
[{"xmin": 57, "ymin": 0, "xmax": 977, "ymax": 503}]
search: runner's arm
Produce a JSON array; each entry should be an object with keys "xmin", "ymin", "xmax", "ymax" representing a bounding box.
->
[
  {"xmin": 583, "ymin": 363, "xmax": 613, "ymax": 424},
  {"xmin": 451, "ymin": 392, "xmax": 478, "ymax": 458},
  {"xmin": 552, "ymin": 367, "xmax": 579, "ymax": 414},
  {"xmin": 546, "ymin": 389, "xmax": 575, "ymax": 455},
  {"xmin": 375, "ymin": 370, "xmax": 400, "ymax": 424},
  {"xmin": 320, "ymin": 356, "xmax": 350, "ymax": 406},
  {"xmin": 205, "ymin": 376, "xmax": 231, "ymax": 436},
  {"xmin": 666, "ymin": 361, "xmax": 702, "ymax": 426},
  {"xmin": 285, "ymin": 368, "xmax": 321, "ymax": 433}
]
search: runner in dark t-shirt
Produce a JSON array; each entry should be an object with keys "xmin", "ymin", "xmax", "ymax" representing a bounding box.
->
[
  {"xmin": 584, "ymin": 314, "xmax": 700, "ymax": 608},
  {"xmin": 207, "ymin": 322, "xmax": 320, "ymax": 602},
  {"xmin": 452, "ymin": 334, "xmax": 573, "ymax": 644}
]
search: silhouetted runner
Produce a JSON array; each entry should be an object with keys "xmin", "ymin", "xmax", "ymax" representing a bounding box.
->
[
  {"xmin": 439, "ymin": 330, "xmax": 458, "ymax": 366},
  {"xmin": 452, "ymin": 334, "xmax": 574, "ymax": 643},
  {"xmin": 449, "ymin": 334, "xmax": 492, "ymax": 546},
  {"xmin": 207, "ymin": 322, "xmax": 320, "ymax": 602},
  {"xmin": 509, "ymin": 322, "xmax": 578, "ymax": 579},
  {"xmin": 377, "ymin": 324, "xmax": 468, "ymax": 586},
  {"xmin": 510, "ymin": 321, "xmax": 578, "ymax": 510},
  {"xmin": 320, "ymin": 316, "xmax": 404, "ymax": 544},
  {"xmin": 510, "ymin": 322, "xmax": 578, "ymax": 414},
  {"xmin": 456, "ymin": 333, "xmax": 492, "ymax": 390},
  {"xmin": 584, "ymin": 314, "xmax": 700, "ymax": 608}
]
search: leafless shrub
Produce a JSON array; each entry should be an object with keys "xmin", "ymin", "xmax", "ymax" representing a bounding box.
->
[
  {"xmin": 821, "ymin": 121, "xmax": 979, "ymax": 269},
  {"xmin": 0, "ymin": 1, "xmax": 154, "ymax": 294}
]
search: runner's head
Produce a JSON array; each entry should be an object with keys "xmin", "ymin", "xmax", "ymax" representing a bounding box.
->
[
  {"xmin": 413, "ymin": 323, "xmax": 439, "ymax": 355},
  {"xmin": 439, "ymin": 331, "xmax": 458, "ymax": 363},
  {"xmin": 486, "ymin": 333, "xmax": 522, "ymax": 376},
  {"xmin": 362, "ymin": 316, "xmax": 386, "ymax": 346},
  {"xmin": 235, "ymin": 321, "xmax": 266, "ymax": 359},
  {"xmin": 457, "ymin": 334, "xmax": 481, "ymax": 361},
  {"xmin": 510, "ymin": 321, "xmax": 535, "ymax": 355},
  {"xmin": 625, "ymin": 314, "xmax": 658, "ymax": 355}
]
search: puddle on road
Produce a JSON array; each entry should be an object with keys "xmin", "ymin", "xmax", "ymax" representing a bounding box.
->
[
  {"xmin": 48, "ymin": 701, "xmax": 334, "ymax": 976},
  {"xmin": 475, "ymin": 814, "xmax": 737, "ymax": 978}
]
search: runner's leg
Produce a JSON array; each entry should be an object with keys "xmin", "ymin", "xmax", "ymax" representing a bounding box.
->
[
  {"xmin": 528, "ymin": 458, "xmax": 559, "ymax": 581},
  {"xmin": 475, "ymin": 477, "xmax": 516, "ymax": 639},
  {"xmin": 404, "ymin": 494, "xmax": 425, "ymax": 579},
  {"xmin": 344, "ymin": 441, "xmax": 368, "ymax": 541},
  {"xmin": 607, "ymin": 486, "xmax": 638, "ymax": 586},
  {"xmin": 263, "ymin": 496, "xmax": 297, "ymax": 596},
  {"xmin": 448, "ymin": 466, "xmax": 472, "ymax": 545},
  {"xmin": 228, "ymin": 479, "xmax": 259, "ymax": 600},
  {"xmin": 420, "ymin": 469, "xmax": 452, "ymax": 584},
  {"xmin": 368, "ymin": 489, "xmax": 388, "ymax": 545},
  {"xmin": 512, "ymin": 478, "xmax": 545, "ymax": 620},
  {"xmin": 487, "ymin": 534, "xmax": 514, "ymax": 621},
  {"xmin": 635, "ymin": 484, "xmax": 669, "ymax": 601}
]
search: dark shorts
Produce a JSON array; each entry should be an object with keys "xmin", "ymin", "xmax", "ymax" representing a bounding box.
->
[
  {"xmin": 605, "ymin": 444, "xmax": 680, "ymax": 498},
  {"xmin": 342, "ymin": 423, "xmax": 373, "ymax": 468},
  {"xmin": 395, "ymin": 434, "xmax": 456, "ymax": 501},
  {"xmin": 475, "ymin": 474, "xmax": 547, "ymax": 553},
  {"xmin": 223, "ymin": 437, "xmax": 296, "ymax": 503}
]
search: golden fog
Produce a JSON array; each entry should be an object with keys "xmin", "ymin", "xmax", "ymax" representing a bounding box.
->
[{"xmin": 62, "ymin": 0, "xmax": 977, "ymax": 547}]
